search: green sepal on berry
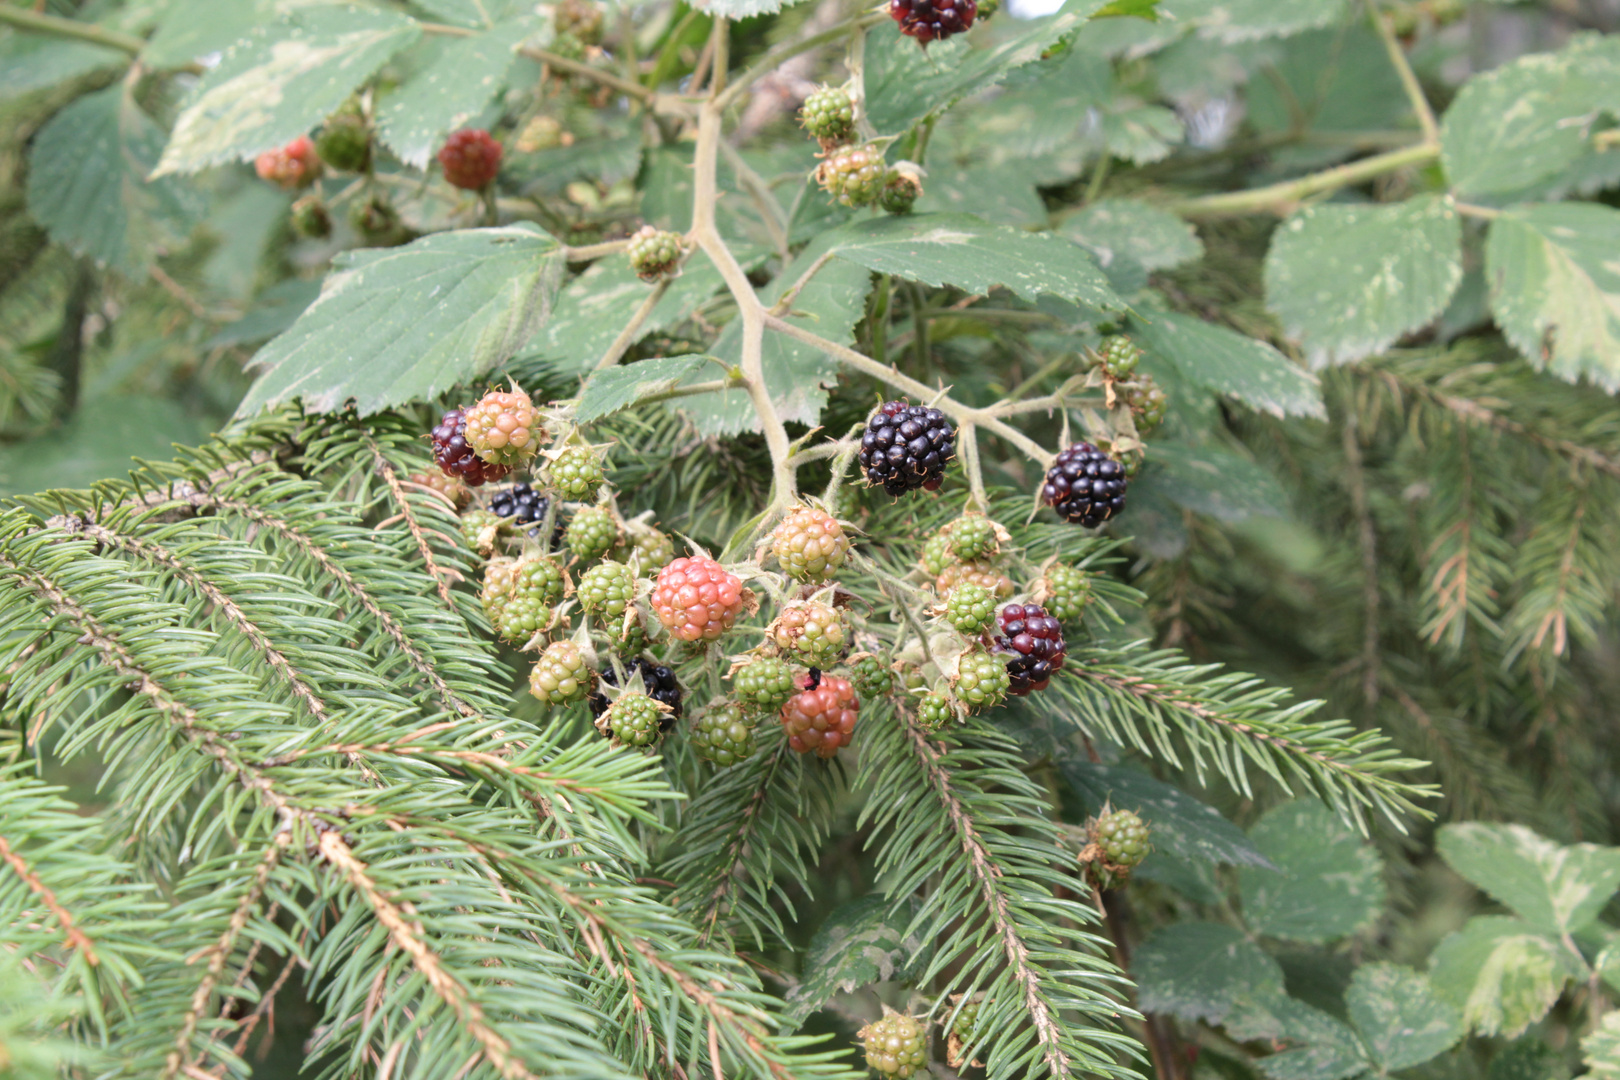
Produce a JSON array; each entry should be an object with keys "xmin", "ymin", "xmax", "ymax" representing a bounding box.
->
[
  {"xmin": 1040, "ymin": 564, "xmax": 1092, "ymax": 626},
  {"xmin": 953, "ymin": 649, "xmax": 1010, "ymax": 709},
  {"xmin": 799, "ymin": 86, "xmax": 856, "ymax": 148},
  {"xmin": 547, "ymin": 444, "xmax": 606, "ymax": 501},
  {"xmin": 731, "ymin": 656, "xmax": 797, "ymax": 713},
  {"xmin": 596, "ymin": 691, "xmax": 667, "ymax": 748},
  {"xmin": 847, "ymin": 653, "xmax": 894, "ymax": 699},
  {"xmin": 1098, "ymin": 334, "xmax": 1141, "ymax": 379},
  {"xmin": 769, "ymin": 600, "xmax": 850, "ymax": 668},
  {"xmin": 816, "ymin": 144, "xmax": 886, "ymax": 207},
  {"xmin": 946, "ymin": 514, "xmax": 999, "ymax": 561},
  {"xmin": 945, "ymin": 581, "xmax": 996, "ymax": 635},
  {"xmin": 577, "ymin": 560, "xmax": 634, "ymax": 619},
  {"xmin": 858, "ymin": 1011, "xmax": 927, "ymax": 1080},
  {"xmin": 529, "ymin": 641, "xmax": 593, "ymax": 705},
  {"xmin": 690, "ymin": 701, "xmax": 757, "ymax": 767},
  {"xmin": 627, "ymin": 224, "xmax": 683, "ymax": 281},
  {"xmin": 566, "ymin": 507, "xmax": 620, "ymax": 563}
]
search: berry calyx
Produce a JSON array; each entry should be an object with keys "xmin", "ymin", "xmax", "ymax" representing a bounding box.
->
[
  {"xmin": 954, "ymin": 649, "xmax": 1010, "ymax": 709},
  {"xmin": 935, "ymin": 561, "xmax": 1014, "ymax": 600},
  {"xmin": 986, "ymin": 603, "xmax": 1066, "ymax": 696},
  {"xmin": 800, "ymin": 86, "xmax": 856, "ymax": 148},
  {"xmin": 566, "ymin": 507, "xmax": 620, "ymax": 563},
  {"xmin": 627, "ymin": 225, "xmax": 683, "ymax": 281},
  {"xmin": 859, "ymin": 400, "xmax": 955, "ymax": 496},
  {"xmin": 438, "ymin": 128, "xmax": 503, "ymax": 190},
  {"xmin": 315, "ymin": 105, "xmax": 371, "ymax": 172},
  {"xmin": 816, "ymin": 144, "xmax": 887, "ymax": 207},
  {"xmin": 732, "ymin": 656, "xmax": 797, "ymax": 712},
  {"xmin": 848, "ymin": 653, "xmax": 894, "ymax": 699},
  {"xmin": 577, "ymin": 560, "xmax": 634, "ymax": 619},
  {"xmin": 255, "ymin": 135, "xmax": 320, "ymax": 190},
  {"xmin": 916, "ymin": 690, "xmax": 955, "ymax": 733},
  {"xmin": 588, "ymin": 656, "xmax": 683, "ymax": 722},
  {"xmin": 598, "ymin": 692, "xmax": 666, "ymax": 748},
  {"xmin": 889, "ymin": 0, "xmax": 976, "ymax": 44},
  {"xmin": 463, "ymin": 387, "xmax": 544, "ymax": 466},
  {"xmin": 1042, "ymin": 441, "xmax": 1128, "ymax": 527},
  {"xmin": 290, "ymin": 195, "xmax": 331, "ymax": 239},
  {"xmin": 770, "ymin": 601, "xmax": 851, "ymax": 668},
  {"xmin": 548, "ymin": 445, "xmax": 606, "ymax": 500},
  {"xmin": 651, "ymin": 555, "xmax": 746, "ymax": 643},
  {"xmin": 1041, "ymin": 564, "xmax": 1092, "ymax": 626},
  {"xmin": 529, "ymin": 641, "xmax": 593, "ymax": 705},
  {"xmin": 349, "ymin": 193, "xmax": 405, "ymax": 246},
  {"xmin": 945, "ymin": 581, "xmax": 996, "ymax": 635},
  {"xmin": 1097, "ymin": 335, "xmax": 1141, "ymax": 379},
  {"xmin": 780, "ymin": 673, "xmax": 859, "ymax": 758},
  {"xmin": 460, "ymin": 508, "xmax": 501, "ymax": 553},
  {"xmin": 1093, "ymin": 807, "xmax": 1151, "ymax": 869},
  {"xmin": 691, "ymin": 702, "xmax": 756, "ymax": 767},
  {"xmin": 770, "ymin": 505, "xmax": 850, "ymax": 583},
  {"xmin": 858, "ymin": 1012, "xmax": 927, "ymax": 1079},
  {"xmin": 432, "ymin": 408, "xmax": 512, "ymax": 487},
  {"xmin": 946, "ymin": 515, "xmax": 998, "ymax": 561}
]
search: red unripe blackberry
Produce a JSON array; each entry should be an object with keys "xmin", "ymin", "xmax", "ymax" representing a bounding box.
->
[
  {"xmin": 438, "ymin": 128, "xmax": 503, "ymax": 190},
  {"xmin": 432, "ymin": 408, "xmax": 512, "ymax": 487},
  {"xmin": 529, "ymin": 641, "xmax": 593, "ymax": 705},
  {"xmin": 588, "ymin": 656, "xmax": 682, "ymax": 724},
  {"xmin": 732, "ymin": 657, "xmax": 797, "ymax": 712},
  {"xmin": 691, "ymin": 702, "xmax": 756, "ymax": 767},
  {"xmin": 816, "ymin": 144, "xmax": 887, "ymax": 207},
  {"xmin": 599, "ymin": 692, "xmax": 666, "ymax": 748},
  {"xmin": 255, "ymin": 135, "xmax": 320, "ymax": 190},
  {"xmin": 651, "ymin": 556, "xmax": 745, "ymax": 642},
  {"xmin": 859, "ymin": 400, "xmax": 955, "ymax": 496},
  {"xmin": 889, "ymin": 0, "xmax": 975, "ymax": 44},
  {"xmin": 780, "ymin": 673, "xmax": 858, "ymax": 758},
  {"xmin": 986, "ymin": 603, "xmax": 1065, "ymax": 695},
  {"xmin": 464, "ymin": 387, "xmax": 543, "ymax": 466},
  {"xmin": 770, "ymin": 601, "xmax": 850, "ymax": 668},
  {"xmin": 935, "ymin": 561, "xmax": 1013, "ymax": 600},
  {"xmin": 770, "ymin": 505, "xmax": 850, "ymax": 583},
  {"xmin": 627, "ymin": 225, "xmax": 683, "ymax": 281},
  {"xmin": 859, "ymin": 1013, "xmax": 927, "ymax": 1078},
  {"xmin": 1042, "ymin": 442, "xmax": 1127, "ymax": 527}
]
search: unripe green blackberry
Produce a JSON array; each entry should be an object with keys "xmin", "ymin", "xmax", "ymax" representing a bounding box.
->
[
  {"xmin": 770, "ymin": 601, "xmax": 850, "ymax": 668},
  {"xmin": 916, "ymin": 690, "xmax": 955, "ymax": 733},
  {"xmin": 1041, "ymin": 564, "xmax": 1092, "ymax": 626},
  {"xmin": 848, "ymin": 653, "xmax": 894, "ymax": 699},
  {"xmin": 499, "ymin": 595, "xmax": 552, "ymax": 643},
  {"xmin": 555, "ymin": 0, "xmax": 604, "ymax": 44},
  {"xmin": 732, "ymin": 657, "xmax": 797, "ymax": 713},
  {"xmin": 1127, "ymin": 377, "xmax": 1168, "ymax": 434},
  {"xmin": 800, "ymin": 86, "xmax": 856, "ymax": 147},
  {"xmin": 951, "ymin": 998, "xmax": 982, "ymax": 1042},
  {"xmin": 460, "ymin": 508, "xmax": 502, "ymax": 553},
  {"xmin": 1098, "ymin": 335, "xmax": 1141, "ymax": 379},
  {"xmin": 976, "ymin": 0, "xmax": 999, "ymax": 19},
  {"xmin": 513, "ymin": 556, "xmax": 566, "ymax": 605},
  {"xmin": 1094, "ymin": 807, "xmax": 1151, "ymax": 868},
  {"xmin": 770, "ymin": 505, "xmax": 850, "ymax": 583},
  {"xmin": 578, "ymin": 560, "xmax": 634, "ymax": 619},
  {"xmin": 690, "ymin": 702, "xmax": 756, "ymax": 767},
  {"xmin": 816, "ymin": 144, "xmax": 885, "ymax": 207},
  {"xmin": 566, "ymin": 507, "xmax": 620, "ymax": 563},
  {"xmin": 290, "ymin": 194, "xmax": 331, "ymax": 239},
  {"xmin": 946, "ymin": 515, "xmax": 998, "ymax": 561},
  {"xmin": 879, "ymin": 169, "xmax": 921, "ymax": 215},
  {"xmin": 954, "ymin": 650, "xmax": 1009, "ymax": 709},
  {"xmin": 628, "ymin": 224, "xmax": 682, "ymax": 281},
  {"xmin": 858, "ymin": 1013, "xmax": 927, "ymax": 1079},
  {"xmin": 316, "ymin": 105, "xmax": 371, "ymax": 172},
  {"xmin": 350, "ymin": 193, "xmax": 406, "ymax": 246},
  {"xmin": 935, "ymin": 561, "xmax": 1014, "ymax": 600},
  {"xmin": 529, "ymin": 641, "xmax": 593, "ymax": 705},
  {"xmin": 600, "ymin": 692, "xmax": 666, "ymax": 748},
  {"xmin": 629, "ymin": 527, "xmax": 675, "ymax": 573},
  {"xmin": 920, "ymin": 530, "xmax": 957, "ymax": 577},
  {"xmin": 548, "ymin": 445, "xmax": 605, "ymax": 500},
  {"xmin": 945, "ymin": 581, "xmax": 996, "ymax": 635}
]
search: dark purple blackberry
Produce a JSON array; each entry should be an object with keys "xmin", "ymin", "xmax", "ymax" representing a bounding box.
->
[
  {"xmin": 432, "ymin": 408, "xmax": 511, "ymax": 487},
  {"xmin": 986, "ymin": 603, "xmax": 1065, "ymax": 696},
  {"xmin": 889, "ymin": 0, "xmax": 976, "ymax": 43},
  {"xmin": 1041, "ymin": 442, "xmax": 1127, "ymax": 527},
  {"xmin": 858, "ymin": 400, "xmax": 955, "ymax": 496},
  {"xmin": 589, "ymin": 657, "xmax": 683, "ymax": 731}
]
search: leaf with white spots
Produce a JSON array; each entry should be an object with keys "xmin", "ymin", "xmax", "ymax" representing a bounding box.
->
[
  {"xmin": 376, "ymin": 18, "xmax": 536, "ymax": 168},
  {"xmin": 1429, "ymin": 915, "xmax": 1581, "ymax": 1038},
  {"xmin": 1133, "ymin": 442, "xmax": 1289, "ymax": 523},
  {"xmin": 1238, "ymin": 800, "xmax": 1387, "ymax": 943},
  {"xmin": 1264, "ymin": 196, "xmax": 1464, "ymax": 367},
  {"xmin": 1345, "ymin": 964, "xmax": 1464, "ymax": 1073},
  {"xmin": 1437, "ymin": 822, "xmax": 1620, "ymax": 935},
  {"xmin": 1583, "ymin": 1012, "xmax": 1620, "ymax": 1080},
  {"xmin": 1484, "ymin": 202, "xmax": 1620, "ymax": 394},
  {"xmin": 818, "ymin": 213, "xmax": 1123, "ymax": 310},
  {"xmin": 0, "ymin": 34, "xmax": 126, "ymax": 98},
  {"xmin": 1128, "ymin": 310, "xmax": 1325, "ymax": 419},
  {"xmin": 1226, "ymin": 994, "xmax": 1370, "ymax": 1080},
  {"xmin": 688, "ymin": 0, "xmax": 810, "ymax": 18},
  {"xmin": 236, "ymin": 224, "xmax": 565, "ymax": 417},
  {"xmin": 154, "ymin": 5, "xmax": 422, "ymax": 176},
  {"xmin": 576, "ymin": 356, "xmax": 715, "ymax": 424},
  {"xmin": 783, "ymin": 895, "xmax": 930, "ymax": 1026},
  {"xmin": 1159, "ymin": 0, "xmax": 1353, "ymax": 43},
  {"xmin": 1063, "ymin": 198, "xmax": 1203, "ymax": 275},
  {"xmin": 1132, "ymin": 921, "xmax": 1285, "ymax": 1024}
]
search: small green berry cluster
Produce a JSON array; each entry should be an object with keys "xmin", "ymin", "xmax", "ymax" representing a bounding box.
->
[
  {"xmin": 954, "ymin": 650, "xmax": 1010, "ymax": 710},
  {"xmin": 1126, "ymin": 376, "xmax": 1168, "ymax": 434},
  {"xmin": 946, "ymin": 515, "xmax": 998, "ymax": 561},
  {"xmin": 1097, "ymin": 335, "xmax": 1141, "ymax": 379},
  {"xmin": 548, "ymin": 445, "xmax": 605, "ymax": 500},
  {"xmin": 799, "ymin": 86, "xmax": 856, "ymax": 148},
  {"xmin": 1041, "ymin": 564, "xmax": 1092, "ymax": 626},
  {"xmin": 577, "ymin": 560, "xmax": 634, "ymax": 619},
  {"xmin": 567, "ymin": 507, "xmax": 620, "ymax": 563},
  {"xmin": 628, "ymin": 224, "xmax": 683, "ymax": 281},
  {"xmin": 529, "ymin": 641, "xmax": 593, "ymax": 705},
  {"xmin": 690, "ymin": 702, "xmax": 756, "ymax": 766},
  {"xmin": 1094, "ymin": 807, "xmax": 1151, "ymax": 868},
  {"xmin": 916, "ymin": 691, "xmax": 956, "ymax": 733},
  {"xmin": 848, "ymin": 653, "xmax": 894, "ymax": 699},
  {"xmin": 858, "ymin": 1013, "xmax": 927, "ymax": 1079},
  {"xmin": 599, "ymin": 692, "xmax": 666, "ymax": 748},
  {"xmin": 945, "ymin": 581, "xmax": 996, "ymax": 635}
]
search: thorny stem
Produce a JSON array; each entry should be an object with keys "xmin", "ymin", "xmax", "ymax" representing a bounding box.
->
[
  {"xmin": 717, "ymin": 139, "xmax": 791, "ymax": 259},
  {"xmin": 1367, "ymin": 0, "xmax": 1440, "ymax": 145},
  {"xmin": 713, "ymin": 12, "xmax": 887, "ymax": 111}
]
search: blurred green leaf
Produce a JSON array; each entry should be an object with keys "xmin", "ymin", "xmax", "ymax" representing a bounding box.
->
[
  {"xmin": 1128, "ymin": 310, "xmax": 1324, "ymax": 419},
  {"xmin": 1134, "ymin": 442, "xmax": 1289, "ymax": 523},
  {"xmin": 1584, "ymin": 1013, "xmax": 1620, "ymax": 1080},
  {"xmin": 0, "ymin": 397, "xmax": 209, "ymax": 495},
  {"xmin": 1437, "ymin": 822, "xmax": 1620, "ymax": 935},
  {"xmin": 0, "ymin": 34, "xmax": 126, "ymax": 98},
  {"xmin": 1160, "ymin": 0, "xmax": 1352, "ymax": 43},
  {"xmin": 1063, "ymin": 199, "xmax": 1203, "ymax": 275},
  {"xmin": 1132, "ymin": 921, "xmax": 1286, "ymax": 1024},
  {"xmin": 783, "ymin": 895, "xmax": 930, "ymax": 1026},
  {"xmin": 1239, "ymin": 801, "xmax": 1386, "ymax": 943},
  {"xmin": 140, "ymin": 0, "xmax": 268, "ymax": 69},
  {"xmin": 1429, "ymin": 915, "xmax": 1579, "ymax": 1038},
  {"xmin": 1345, "ymin": 963, "xmax": 1463, "ymax": 1072},
  {"xmin": 376, "ymin": 19, "xmax": 535, "ymax": 169},
  {"xmin": 1226, "ymin": 994, "xmax": 1369, "ymax": 1080},
  {"xmin": 577, "ymin": 355, "xmax": 714, "ymax": 423}
]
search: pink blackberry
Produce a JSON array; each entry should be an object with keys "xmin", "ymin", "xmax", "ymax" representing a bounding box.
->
[
  {"xmin": 780, "ymin": 672, "xmax": 859, "ymax": 758},
  {"xmin": 438, "ymin": 128, "xmax": 503, "ymax": 190},
  {"xmin": 651, "ymin": 555, "xmax": 745, "ymax": 643}
]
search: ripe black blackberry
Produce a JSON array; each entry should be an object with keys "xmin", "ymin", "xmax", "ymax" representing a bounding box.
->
[
  {"xmin": 588, "ymin": 657, "xmax": 682, "ymax": 730},
  {"xmin": 889, "ymin": 0, "xmax": 976, "ymax": 43},
  {"xmin": 1041, "ymin": 442, "xmax": 1127, "ymax": 527},
  {"xmin": 986, "ymin": 603, "xmax": 1065, "ymax": 696},
  {"xmin": 432, "ymin": 408, "xmax": 511, "ymax": 487},
  {"xmin": 489, "ymin": 482, "xmax": 558, "ymax": 542},
  {"xmin": 859, "ymin": 400, "xmax": 955, "ymax": 496}
]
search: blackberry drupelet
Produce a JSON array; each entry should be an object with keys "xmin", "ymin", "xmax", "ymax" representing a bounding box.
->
[
  {"xmin": 1041, "ymin": 441, "xmax": 1127, "ymax": 527},
  {"xmin": 859, "ymin": 400, "xmax": 955, "ymax": 496}
]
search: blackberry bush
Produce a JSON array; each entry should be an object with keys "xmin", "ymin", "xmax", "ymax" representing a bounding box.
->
[
  {"xmin": 464, "ymin": 387, "xmax": 544, "ymax": 466},
  {"xmin": 528, "ymin": 641, "xmax": 593, "ymax": 705}
]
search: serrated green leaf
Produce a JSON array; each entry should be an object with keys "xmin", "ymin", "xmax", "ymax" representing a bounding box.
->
[
  {"xmin": 139, "ymin": 0, "xmax": 274, "ymax": 69},
  {"xmin": 376, "ymin": 19, "xmax": 533, "ymax": 168},
  {"xmin": 411, "ymin": 0, "xmax": 524, "ymax": 28},
  {"xmin": 1346, "ymin": 963, "xmax": 1463, "ymax": 1072},
  {"xmin": 1060, "ymin": 761, "xmax": 1274, "ymax": 867},
  {"xmin": 1583, "ymin": 1013, "xmax": 1620, "ymax": 1080},
  {"xmin": 1485, "ymin": 202, "xmax": 1620, "ymax": 393},
  {"xmin": 1096, "ymin": 104, "xmax": 1183, "ymax": 164},
  {"xmin": 1429, "ymin": 915, "xmax": 1579, "ymax": 1038},
  {"xmin": 916, "ymin": 162, "xmax": 1048, "ymax": 227},
  {"xmin": 236, "ymin": 224, "xmax": 564, "ymax": 417},
  {"xmin": 25, "ymin": 86, "xmax": 204, "ymax": 273},
  {"xmin": 1160, "ymin": 0, "xmax": 1352, "ymax": 43},
  {"xmin": 689, "ymin": 0, "xmax": 809, "ymax": 17},
  {"xmin": 576, "ymin": 356, "xmax": 714, "ymax": 424},
  {"xmin": 0, "ymin": 33, "xmax": 126, "ymax": 98},
  {"xmin": 154, "ymin": 5, "xmax": 422, "ymax": 176},
  {"xmin": 1440, "ymin": 35, "xmax": 1620, "ymax": 200},
  {"xmin": 205, "ymin": 278, "xmax": 321, "ymax": 349},
  {"xmin": 1132, "ymin": 921, "xmax": 1285, "ymax": 1024},
  {"xmin": 1264, "ymin": 196, "xmax": 1463, "ymax": 367},
  {"xmin": 818, "ymin": 214, "xmax": 1122, "ymax": 310},
  {"xmin": 1095, "ymin": 0, "xmax": 1160, "ymax": 17},
  {"xmin": 1063, "ymin": 199, "xmax": 1203, "ymax": 275},
  {"xmin": 1226, "ymin": 994, "xmax": 1370, "ymax": 1080},
  {"xmin": 782, "ymin": 895, "xmax": 930, "ymax": 1027},
  {"xmin": 1128, "ymin": 310, "xmax": 1324, "ymax": 419},
  {"xmin": 863, "ymin": 0, "xmax": 1109, "ymax": 135},
  {"xmin": 1239, "ymin": 801, "xmax": 1386, "ymax": 943},
  {"xmin": 1437, "ymin": 822, "xmax": 1620, "ymax": 935},
  {"xmin": 1133, "ymin": 442, "xmax": 1288, "ymax": 523}
]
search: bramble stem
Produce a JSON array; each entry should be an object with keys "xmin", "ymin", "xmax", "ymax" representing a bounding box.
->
[
  {"xmin": 518, "ymin": 46, "xmax": 660, "ymax": 104},
  {"xmin": 713, "ymin": 12, "xmax": 887, "ymax": 112},
  {"xmin": 1367, "ymin": 0, "xmax": 1440, "ymax": 145},
  {"xmin": 564, "ymin": 239, "xmax": 630, "ymax": 262},
  {"xmin": 0, "ymin": 5, "xmax": 144, "ymax": 54},
  {"xmin": 1166, "ymin": 142, "xmax": 1440, "ymax": 217},
  {"xmin": 596, "ymin": 279, "xmax": 670, "ymax": 370}
]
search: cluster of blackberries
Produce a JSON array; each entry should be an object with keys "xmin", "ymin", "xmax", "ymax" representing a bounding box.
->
[
  {"xmin": 890, "ymin": 0, "xmax": 976, "ymax": 42},
  {"xmin": 859, "ymin": 401, "xmax": 956, "ymax": 496},
  {"xmin": 589, "ymin": 657, "xmax": 683, "ymax": 729}
]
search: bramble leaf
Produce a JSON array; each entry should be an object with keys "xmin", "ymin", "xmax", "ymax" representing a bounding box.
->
[
  {"xmin": 376, "ymin": 19, "xmax": 536, "ymax": 168},
  {"xmin": 1132, "ymin": 921, "xmax": 1285, "ymax": 1024},
  {"xmin": 1437, "ymin": 822, "xmax": 1620, "ymax": 935},
  {"xmin": 1429, "ymin": 915, "xmax": 1580, "ymax": 1038},
  {"xmin": 576, "ymin": 356, "xmax": 715, "ymax": 424},
  {"xmin": 1346, "ymin": 964, "xmax": 1463, "ymax": 1072},
  {"xmin": 1060, "ymin": 761, "xmax": 1273, "ymax": 867},
  {"xmin": 1238, "ymin": 801, "xmax": 1387, "ymax": 943},
  {"xmin": 1063, "ymin": 199, "xmax": 1203, "ymax": 276},
  {"xmin": 1128, "ymin": 310, "xmax": 1325, "ymax": 419},
  {"xmin": 783, "ymin": 895, "xmax": 929, "ymax": 1026}
]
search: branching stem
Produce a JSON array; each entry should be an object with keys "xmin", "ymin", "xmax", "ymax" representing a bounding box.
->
[
  {"xmin": 1167, "ymin": 142, "xmax": 1439, "ymax": 217},
  {"xmin": 1367, "ymin": 0, "xmax": 1440, "ymax": 144},
  {"xmin": 0, "ymin": 5, "xmax": 143, "ymax": 54}
]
